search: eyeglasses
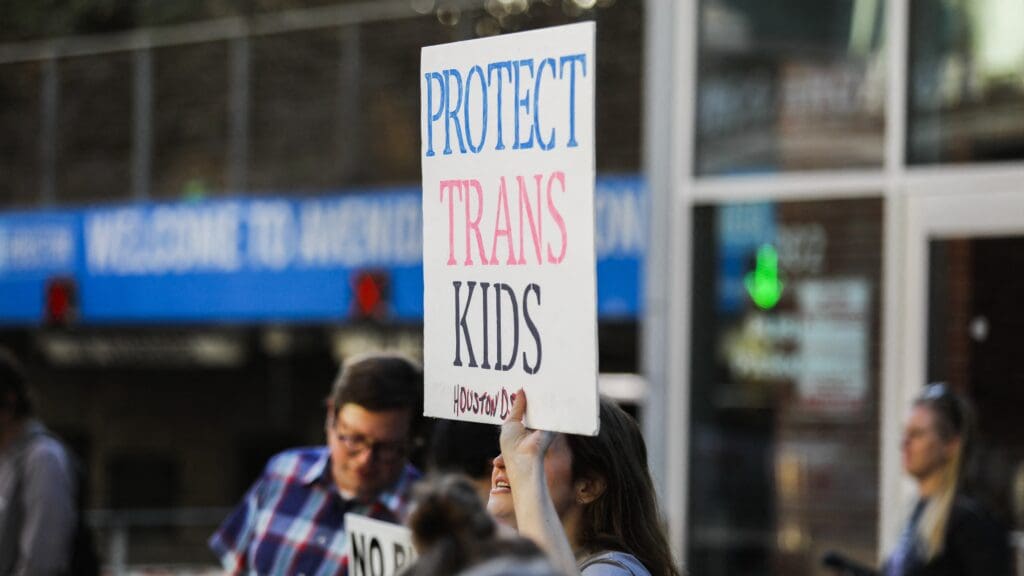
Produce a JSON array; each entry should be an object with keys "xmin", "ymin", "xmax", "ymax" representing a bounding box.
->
[{"xmin": 333, "ymin": 430, "xmax": 408, "ymax": 462}]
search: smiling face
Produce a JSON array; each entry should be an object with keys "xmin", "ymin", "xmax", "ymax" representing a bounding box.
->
[
  {"xmin": 327, "ymin": 403, "xmax": 411, "ymax": 501},
  {"xmin": 902, "ymin": 405, "xmax": 956, "ymax": 483},
  {"xmin": 487, "ymin": 434, "xmax": 579, "ymax": 530}
]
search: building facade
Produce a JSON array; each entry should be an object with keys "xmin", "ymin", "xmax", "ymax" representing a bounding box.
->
[{"xmin": 646, "ymin": 0, "xmax": 1024, "ymax": 574}]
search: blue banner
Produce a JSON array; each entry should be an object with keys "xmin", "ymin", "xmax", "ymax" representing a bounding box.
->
[{"xmin": 0, "ymin": 176, "xmax": 644, "ymax": 325}]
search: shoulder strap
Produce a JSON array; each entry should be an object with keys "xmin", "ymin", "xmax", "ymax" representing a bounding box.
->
[
  {"xmin": 13, "ymin": 428, "xmax": 66, "ymax": 506},
  {"xmin": 11, "ymin": 427, "xmax": 45, "ymax": 504},
  {"xmin": 4, "ymin": 429, "xmax": 44, "ymax": 573},
  {"xmin": 14, "ymin": 427, "xmax": 100, "ymax": 576},
  {"xmin": 578, "ymin": 552, "xmax": 639, "ymax": 576}
]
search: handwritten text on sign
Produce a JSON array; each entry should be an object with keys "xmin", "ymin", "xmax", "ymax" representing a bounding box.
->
[
  {"xmin": 421, "ymin": 23, "xmax": 599, "ymax": 435},
  {"xmin": 345, "ymin": 514, "xmax": 416, "ymax": 576}
]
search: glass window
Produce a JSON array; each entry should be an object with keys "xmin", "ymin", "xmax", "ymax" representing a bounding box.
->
[
  {"xmin": 353, "ymin": 2, "xmax": 644, "ymax": 186},
  {"xmin": 908, "ymin": 0, "xmax": 1024, "ymax": 164},
  {"xmin": 0, "ymin": 61, "xmax": 41, "ymax": 209},
  {"xmin": 152, "ymin": 42, "xmax": 229, "ymax": 200},
  {"xmin": 927, "ymin": 237, "xmax": 1024, "ymax": 534},
  {"xmin": 57, "ymin": 53, "xmax": 133, "ymax": 205},
  {"xmin": 249, "ymin": 29, "xmax": 348, "ymax": 193},
  {"xmin": 357, "ymin": 16, "xmax": 453, "ymax": 188},
  {"xmin": 696, "ymin": 0, "xmax": 886, "ymax": 175},
  {"xmin": 0, "ymin": 2, "xmax": 642, "ymax": 207},
  {"xmin": 689, "ymin": 197, "xmax": 883, "ymax": 575}
]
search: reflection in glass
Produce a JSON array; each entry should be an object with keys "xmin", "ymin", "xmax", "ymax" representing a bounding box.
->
[
  {"xmin": 689, "ymin": 198, "xmax": 883, "ymax": 576},
  {"xmin": 909, "ymin": 0, "xmax": 1024, "ymax": 163},
  {"xmin": 927, "ymin": 237, "xmax": 1024, "ymax": 535},
  {"xmin": 153, "ymin": 42, "xmax": 229, "ymax": 200},
  {"xmin": 0, "ymin": 2, "xmax": 641, "ymax": 206},
  {"xmin": 57, "ymin": 53, "xmax": 133, "ymax": 205},
  {"xmin": 696, "ymin": 0, "xmax": 886, "ymax": 175},
  {"xmin": 0, "ymin": 61, "xmax": 42, "ymax": 209}
]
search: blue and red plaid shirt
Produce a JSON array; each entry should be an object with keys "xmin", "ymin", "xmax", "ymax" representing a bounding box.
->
[{"xmin": 209, "ymin": 446, "xmax": 421, "ymax": 576}]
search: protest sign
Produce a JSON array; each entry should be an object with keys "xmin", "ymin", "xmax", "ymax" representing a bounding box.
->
[
  {"xmin": 345, "ymin": 513, "xmax": 416, "ymax": 576},
  {"xmin": 421, "ymin": 22, "xmax": 598, "ymax": 435}
]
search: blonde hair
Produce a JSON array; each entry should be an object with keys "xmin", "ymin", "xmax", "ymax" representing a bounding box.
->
[
  {"xmin": 915, "ymin": 440, "xmax": 962, "ymax": 560},
  {"xmin": 913, "ymin": 384, "xmax": 972, "ymax": 561}
]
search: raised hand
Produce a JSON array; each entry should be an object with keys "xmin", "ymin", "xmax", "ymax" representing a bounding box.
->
[
  {"xmin": 497, "ymin": 389, "xmax": 581, "ymax": 575},
  {"xmin": 500, "ymin": 390, "xmax": 556, "ymax": 485}
]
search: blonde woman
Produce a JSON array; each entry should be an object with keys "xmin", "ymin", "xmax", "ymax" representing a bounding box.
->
[{"xmin": 884, "ymin": 384, "xmax": 1010, "ymax": 576}]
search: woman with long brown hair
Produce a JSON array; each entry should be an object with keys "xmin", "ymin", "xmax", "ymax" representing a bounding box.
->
[
  {"xmin": 489, "ymin": 391, "xmax": 681, "ymax": 576},
  {"xmin": 883, "ymin": 383, "xmax": 1010, "ymax": 576}
]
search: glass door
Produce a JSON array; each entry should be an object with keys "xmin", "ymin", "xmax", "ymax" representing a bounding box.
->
[{"xmin": 887, "ymin": 183, "xmax": 1024, "ymax": 572}]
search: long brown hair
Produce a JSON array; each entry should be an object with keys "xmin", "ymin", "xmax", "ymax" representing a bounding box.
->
[{"xmin": 565, "ymin": 398, "xmax": 682, "ymax": 576}]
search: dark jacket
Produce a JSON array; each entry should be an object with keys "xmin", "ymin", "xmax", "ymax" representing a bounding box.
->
[{"xmin": 885, "ymin": 496, "xmax": 1011, "ymax": 576}]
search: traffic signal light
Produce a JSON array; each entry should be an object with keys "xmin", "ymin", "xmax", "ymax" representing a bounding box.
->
[
  {"xmin": 351, "ymin": 270, "xmax": 390, "ymax": 320},
  {"xmin": 44, "ymin": 277, "xmax": 77, "ymax": 326}
]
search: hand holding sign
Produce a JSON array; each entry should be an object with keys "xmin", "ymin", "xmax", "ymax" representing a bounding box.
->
[
  {"xmin": 496, "ymin": 389, "xmax": 581, "ymax": 575},
  {"xmin": 499, "ymin": 389, "xmax": 557, "ymax": 483}
]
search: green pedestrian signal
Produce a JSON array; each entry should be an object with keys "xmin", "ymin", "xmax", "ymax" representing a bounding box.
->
[{"xmin": 745, "ymin": 244, "xmax": 784, "ymax": 310}]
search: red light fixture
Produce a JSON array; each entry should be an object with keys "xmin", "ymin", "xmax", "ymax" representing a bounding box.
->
[
  {"xmin": 45, "ymin": 277, "xmax": 77, "ymax": 326},
  {"xmin": 351, "ymin": 270, "xmax": 390, "ymax": 320}
]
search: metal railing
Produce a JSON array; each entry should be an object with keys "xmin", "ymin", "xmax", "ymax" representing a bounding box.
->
[
  {"xmin": 85, "ymin": 507, "xmax": 232, "ymax": 576},
  {"xmin": 1013, "ymin": 531, "xmax": 1024, "ymax": 576}
]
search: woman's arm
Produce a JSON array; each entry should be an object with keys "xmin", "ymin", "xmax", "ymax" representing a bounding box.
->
[{"xmin": 500, "ymin": 390, "xmax": 582, "ymax": 576}]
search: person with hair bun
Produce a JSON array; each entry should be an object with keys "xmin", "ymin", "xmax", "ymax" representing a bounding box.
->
[
  {"xmin": 884, "ymin": 383, "xmax": 1011, "ymax": 576},
  {"xmin": 492, "ymin": 391, "xmax": 681, "ymax": 576},
  {"xmin": 405, "ymin": 474, "xmax": 561, "ymax": 576}
]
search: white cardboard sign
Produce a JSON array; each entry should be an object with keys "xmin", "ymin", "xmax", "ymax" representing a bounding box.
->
[
  {"xmin": 345, "ymin": 513, "xmax": 416, "ymax": 576},
  {"xmin": 420, "ymin": 23, "xmax": 598, "ymax": 435}
]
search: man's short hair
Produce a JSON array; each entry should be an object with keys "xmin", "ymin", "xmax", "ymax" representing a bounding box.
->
[
  {"xmin": 328, "ymin": 353, "xmax": 423, "ymax": 417},
  {"xmin": 0, "ymin": 347, "xmax": 33, "ymax": 417}
]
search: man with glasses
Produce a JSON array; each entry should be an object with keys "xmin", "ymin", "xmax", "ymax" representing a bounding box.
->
[{"xmin": 210, "ymin": 354, "xmax": 423, "ymax": 575}]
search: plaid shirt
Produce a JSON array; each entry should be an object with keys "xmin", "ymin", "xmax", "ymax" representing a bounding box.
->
[{"xmin": 209, "ymin": 447, "xmax": 421, "ymax": 576}]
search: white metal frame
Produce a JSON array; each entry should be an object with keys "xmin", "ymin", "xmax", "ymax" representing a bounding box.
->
[
  {"xmin": 884, "ymin": 181, "xmax": 1024, "ymax": 554},
  {"xmin": 643, "ymin": 0, "xmax": 694, "ymax": 562},
  {"xmin": 646, "ymin": 0, "xmax": 1024, "ymax": 569}
]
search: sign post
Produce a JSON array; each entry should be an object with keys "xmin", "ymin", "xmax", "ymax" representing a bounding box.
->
[{"xmin": 420, "ymin": 23, "xmax": 599, "ymax": 435}]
